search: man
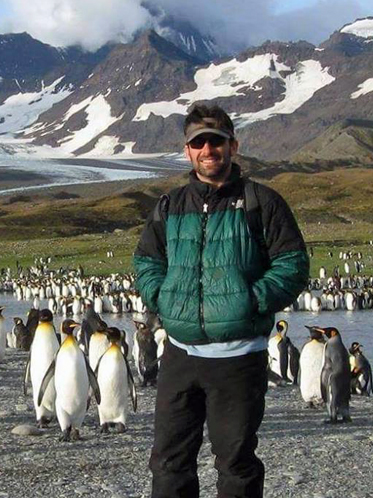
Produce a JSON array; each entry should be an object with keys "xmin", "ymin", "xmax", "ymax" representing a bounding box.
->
[{"xmin": 134, "ymin": 104, "xmax": 309, "ymax": 498}]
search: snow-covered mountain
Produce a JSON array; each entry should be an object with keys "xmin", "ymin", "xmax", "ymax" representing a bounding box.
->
[{"xmin": 1, "ymin": 18, "xmax": 373, "ymax": 162}]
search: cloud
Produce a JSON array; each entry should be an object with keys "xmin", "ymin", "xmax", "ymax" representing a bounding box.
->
[
  {"xmin": 0, "ymin": 0, "xmax": 153, "ymax": 50},
  {"xmin": 153, "ymin": 0, "xmax": 372, "ymax": 50},
  {"xmin": 0, "ymin": 0, "xmax": 372, "ymax": 52}
]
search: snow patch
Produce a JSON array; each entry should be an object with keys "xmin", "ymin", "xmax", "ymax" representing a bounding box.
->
[
  {"xmin": 133, "ymin": 57, "xmax": 335, "ymax": 128},
  {"xmin": 81, "ymin": 136, "xmax": 135, "ymax": 157},
  {"xmin": 341, "ymin": 19, "xmax": 373, "ymax": 39},
  {"xmin": 234, "ymin": 60, "xmax": 335, "ymax": 127},
  {"xmin": 351, "ymin": 78, "xmax": 373, "ymax": 99},
  {"xmin": 63, "ymin": 96, "xmax": 94, "ymax": 122},
  {"xmin": 0, "ymin": 77, "xmax": 71, "ymax": 135},
  {"xmin": 133, "ymin": 54, "xmax": 289, "ymax": 121},
  {"xmin": 57, "ymin": 95, "xmax": 123, "ymax": 153}
]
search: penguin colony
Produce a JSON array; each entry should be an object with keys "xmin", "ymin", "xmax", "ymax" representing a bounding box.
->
[
  {"xmin": 0, "ymin": 264, "xmax": 161, "ymax": 441},
  {"xmin": 3, "ymin": 261, "xmax": 373, "ymax": 315},
  {"xmin": 1, "ymin": 258, "xmax": 373, "ymax": 434},
  {"xmin": 19, "ymin": 305, "xmax": 143, "ymax": 441},
  {"xmin": 267, "ymin": 320, "xmax": 373, "ymax": 423}
]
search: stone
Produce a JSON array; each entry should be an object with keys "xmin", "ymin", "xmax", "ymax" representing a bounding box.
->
[
  {"xmin": 15, "ymin": 404, "xmax": 28, "ymax": 412},
  {"xmin": 11, "ymin": 424, "xmax": 42, "ymax": 436}
]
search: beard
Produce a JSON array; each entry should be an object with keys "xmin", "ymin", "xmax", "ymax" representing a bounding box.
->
[{"xmin": 193, "ymin": 152, "xmax": 232, "ymax": 181}]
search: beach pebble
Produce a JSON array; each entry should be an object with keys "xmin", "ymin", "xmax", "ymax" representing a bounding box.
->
[
  {"xmin": 11, "ymin": 424, "xmax": 42, "ymax": 436},
  {"xmin": 15, "ymin": 404, "xmax": 28, "ymax": 412},
  {"xmin": 292, "ymin": 473, "xmax": 306, "ymax": 485},
  {"xmin": 75, "ymin": 487, "xmax": 90, "ymax": 495}
]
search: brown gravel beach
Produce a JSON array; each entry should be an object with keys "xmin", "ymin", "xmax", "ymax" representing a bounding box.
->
[{"xmin": 1, "ymin": 348, "xmax": 373, "ymax": 498}]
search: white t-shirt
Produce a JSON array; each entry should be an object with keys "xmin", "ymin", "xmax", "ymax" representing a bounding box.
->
[{"xmin": 169, "ymin": 336, "xmax": 268, "ymax": 358}]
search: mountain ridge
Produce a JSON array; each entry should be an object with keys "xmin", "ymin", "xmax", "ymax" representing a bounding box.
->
[{"xmin": 0, "ymin": 17, "xmax": 373, "ymax": 162}]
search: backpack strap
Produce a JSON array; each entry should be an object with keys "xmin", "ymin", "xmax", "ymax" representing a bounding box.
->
[
  {"xmin": 153, "ymin": 194, "xmax": 170, "ymax": 222},
  {"xmin": 243, "ymin": 178, "xmax": 270, "ymax": 268}
]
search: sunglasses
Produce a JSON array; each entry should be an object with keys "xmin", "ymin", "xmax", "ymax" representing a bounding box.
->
[{"xmin": 188, "ymin": 134, "xmax": 228, "ymax": 149}]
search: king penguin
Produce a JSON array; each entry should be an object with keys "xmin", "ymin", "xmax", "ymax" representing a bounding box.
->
[
  {"xmin": 28, "ymin": 309, "xmax": 59, "ymax": 427},
  {"xmin": 315, "ymin": 326, "xmax": 351, "ymax": 423},
  {"xmin": 38, "ymin": 319, "xmax": 101, "ymax": 441},
  {"xmin": 95, "ymin": 327, "xmax": 137, "ymax": 433},
  {"xmin": 12, "ymin": 317, "xmax": 32, "ymax": 351},
  {"xmin": 268, "ymin": 320, "xmax": 300, "ymax": 384},
  {"xmin": 349, "ymin": 342, "xmax": 373, "ymax": 396},
  {"xmin": 299, "ymin": 326, "xmax": 325, "ymax": 407},
  {"xmin": 133, "ymin": 321, "xmax": 158, "ymax": 387}
]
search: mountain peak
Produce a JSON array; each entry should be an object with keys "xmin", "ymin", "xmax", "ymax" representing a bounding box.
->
[
  {"xmin": 340, "ymin": 17, "xmax": 373, "ymax": 39},
  {"xmin": 133, "ymin": 29, "xmax": 201, "ymax": 63}
]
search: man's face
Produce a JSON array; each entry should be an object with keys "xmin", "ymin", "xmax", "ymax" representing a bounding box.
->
[{"xmin": 184, "ymin": 133, "xmax": 238, "ymax": 185}]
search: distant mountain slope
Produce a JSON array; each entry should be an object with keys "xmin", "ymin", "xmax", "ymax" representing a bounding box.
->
[
  {"xmin": 1, "ymin": 18, "xmax": 373, "ymax": 162},
  {"xmin": 290, "ymin": 119, "xmax": 373, "ymax": 163}
]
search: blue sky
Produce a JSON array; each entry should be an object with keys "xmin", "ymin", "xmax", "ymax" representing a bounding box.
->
[
  {"xmin": 277, "ymin": 0, "xmax": 371, "ymax": 12},
  {"xmin": 0, "ymin": 0, "xmax": 371, "ymax": 51}
]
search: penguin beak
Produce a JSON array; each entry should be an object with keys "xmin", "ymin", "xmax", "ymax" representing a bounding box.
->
[{"xmin": 69, "ymin": 322, "xmax": 81, "ymax": 329}]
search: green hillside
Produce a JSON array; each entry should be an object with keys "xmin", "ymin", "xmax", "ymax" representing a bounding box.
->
[{"xmin": 1, "ymin": 163, "xmax": 373, "ymax": 277}]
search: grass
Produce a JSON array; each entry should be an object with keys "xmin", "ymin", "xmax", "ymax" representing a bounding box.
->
[{"xmin": 2, "ymin": 166, "xmax": 373, "ymax": 278}]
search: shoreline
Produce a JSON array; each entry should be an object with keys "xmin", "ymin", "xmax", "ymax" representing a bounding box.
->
[{"xmin": 1, "ymin": 348, "xmax": 373, "ymax": 497}]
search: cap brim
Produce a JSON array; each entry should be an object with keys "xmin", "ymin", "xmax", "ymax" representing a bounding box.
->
[{"xmin": 186, "ymin": 127, "xmax": 232, "ymax": 143}]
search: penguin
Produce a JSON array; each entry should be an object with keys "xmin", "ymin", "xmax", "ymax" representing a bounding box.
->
[
  {"xmin": 85, "ymin": 304, "xmax": 111, "ymax": 372},
  {"xmin": 133, "ymin": 321, "xmax": 158, "ymax": 387},
  {"xmin": 268, "ymin": 320, "xmax": 300, "ymax": 384},
  {"xmin": 267, "ymin": 362, "xmax": 287, "ymax": 387},
  {"xmin": 13, "ymin": 317, "xmax": 32, "ymax": 351},
  {"xmin": 310, "ymin": 296, "xmax": 322, "ymax": 312},
  {"xmin": 89, "ymin": 328, "xmax": 110, "ymax": 372},
  {"xmin": 0, "ymin": 306, "xmax": 6, "ymax": 362},
  {"xmin": 95, "ymin": 327, "xmax": 137, "ymax": 434},
  {"xmin": 299, "ymin": 326, "xmax": 326, "ymax": 407},
  {"xmin": 78, "ymin": 303, "xmax": 107, "ymax": 356},
  {"xmin": 24, "ymin": 308, "xmax": 40, "ymax": 346},
  {"xmin": 28, "ymin": 309, "xmax": 60, "ymax": 428},
  {"xmin": 38, "ymin": 319, "xmax": 101, "ymax": 441},
  {"xmin": 349, "ymin": 342, "xmax": 373, "ymax": 396},
  {"xmin": 154, "ymin": 328, "xmax": 167, "ymax": 363},
  {"xmin": 7, "ymin": 320, "xmax": 17, "ymax": 349},
  {"xmin": 314, "ymin": 326, "xmax": 351, "ymax": 423}
]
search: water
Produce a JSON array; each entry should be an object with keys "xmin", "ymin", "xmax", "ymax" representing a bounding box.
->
[
  {"xmin": 0, "ymin": 293, "xmax": 137, "ymax": 347},
  {"xmin": 0, "ymin": 156, "xmax": 189, "ymax": 195},
  {"xmin": 1, "ymin": 293, "xmax": 373, "ymax": 362}
]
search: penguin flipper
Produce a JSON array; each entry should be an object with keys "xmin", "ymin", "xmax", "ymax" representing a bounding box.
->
[
  {"xmin": 289, "ymin": 344, "xmax": 300, "ymax": 385},
  {"xmin": 368, "ymin": 364, "xmax": 373, "ymax": 395},
  {"xmin": 23, "ymin": 356, "xmax": 31, "ymax": 396},
  {"xmin": 278, "ymin": 340, "xmax": 289, "ymax": 381},
  {"xmin": 84, "ymin": 355, "xmax": 101, "ymax": 405},
  {"xmin": 320, "ymin": 367, "xmax": 329, "ymax": 403},
  {"xmin": 37, "ymin": 359, "xmax": 56, "ymax": 406},
  {"xmin": 124, "ymin": 356, "xmax": 138, "ymax": 412}
]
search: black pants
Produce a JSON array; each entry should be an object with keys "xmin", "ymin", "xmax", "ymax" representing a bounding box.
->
[{"xmin": 150, "ymin": 341, "xmax": 268, "ymax": 498}]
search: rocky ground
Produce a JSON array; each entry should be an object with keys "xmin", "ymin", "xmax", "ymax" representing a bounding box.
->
[{"xmin": 1, "ymin": 349, "xmax": 373, "ymax": 498}]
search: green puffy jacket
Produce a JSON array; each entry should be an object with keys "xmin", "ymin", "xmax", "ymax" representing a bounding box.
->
[{"xmin": 134, "ymin": 164, "xmax": 309, "ymax": 344}]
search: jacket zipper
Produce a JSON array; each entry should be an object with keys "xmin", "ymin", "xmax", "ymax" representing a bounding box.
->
[{"xmin": 199, "ymin": 202, "xmax": 209, "ymax": 338}]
